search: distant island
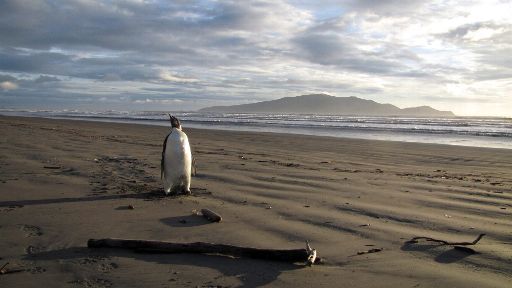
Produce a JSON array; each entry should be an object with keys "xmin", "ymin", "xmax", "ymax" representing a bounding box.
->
[{"xmin": 200, "ymin": 94, "xmax": 455, "ymax": 117}]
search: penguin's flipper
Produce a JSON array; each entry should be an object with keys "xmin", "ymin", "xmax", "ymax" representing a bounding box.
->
[{"xmin": 161, "ymin": 132, "xmax": 171, "ymax": 179}]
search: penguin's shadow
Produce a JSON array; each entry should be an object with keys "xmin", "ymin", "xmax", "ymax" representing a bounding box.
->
[
  {"xmin": 28, "ymin": 246, "xmax": 303, "ymax": 287},
  {"xmin": 0, "ymin": 188, "xmax": 198, "ymax": 208},
  {"xmin": 160, "ymin": 215, "xmax": 212, "ymax": 227}
]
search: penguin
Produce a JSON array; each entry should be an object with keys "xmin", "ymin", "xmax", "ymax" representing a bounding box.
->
[{"xmin": 161, "ymin": 114, "xmax": 192, "ymax": 195}]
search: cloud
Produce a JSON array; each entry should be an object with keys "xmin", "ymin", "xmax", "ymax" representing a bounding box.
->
[
  {"xmin": 441, "ymin": 22, "xmax": 509, "ymax": 42},
  {"xmin": 348, "ymin": 0, "xmax": 428, "ymax": 15},
  {"xmin": 0, "ymin": 74, "xmax": 17, "ymax": 82},
  {"xmin": 34, "ymin": 75, "xmax": 60, "ymax": 83},
  {"xmin": 158, "ymin": 71, "xmax": 198, "ymax": 83},
  {"xmin": 0, "ymin": 49, "xmax": 73, "ymax": 76},
  {"xmin": 290, "ymin": 17, "xmax": 430, "ymax": 78},
  {"xmin": 133, "ymin": 98, "xmax": 184, "ymax": 104},
  {"xmin": 292, "ymin": 33, "xmax": 404, "ymax": 74},
  {"xmin": 0, "ymin": 0, "xmax": 511, "ymax": 116},
  {"xmin": 0, "ymin": 80, "xmax": 17, "ymax": 90},
  {"xmin": 0, "ymin": 0, "xmax": 309, "ymax": 54}
]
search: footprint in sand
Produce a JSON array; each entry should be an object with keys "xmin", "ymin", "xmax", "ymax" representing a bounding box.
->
[
  {"xmin": 98, "ymin": 262, "xmax": 119, "ymax": 273},
  {"xmin": 28, "ymin": 266, "xmax": 47, "ymax": 274},
  {"xmin": 26, "ymin": 245, "xmax": 44, "ymax": 255},
  {"xmin": 77, "ymin": 257, "xmax": 119, "ymax": 273},
  {"xmin": 0, "ymin": 204, "xmax": 24, "ymax": 212},
  {"xmin": 77, "ymin": 256, "xmax": 108, "ymax": 266},
  {"xmin": 19, "ymin": 224, "xmax": 43, "ymax": 237},
  {"xmin": 70, "ymin": 278, "xmax": 113, "ymax": 288}
]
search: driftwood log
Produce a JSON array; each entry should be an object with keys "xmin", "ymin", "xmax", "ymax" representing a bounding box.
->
[{"xmin": 88, "ymin": 238, "xmax": 321, "ymax": 265}]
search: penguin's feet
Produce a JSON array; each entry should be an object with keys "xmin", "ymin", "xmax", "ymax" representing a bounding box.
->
[{"xmin": 182, "ymin": 189, "xmax": 191, "ymax": 195}]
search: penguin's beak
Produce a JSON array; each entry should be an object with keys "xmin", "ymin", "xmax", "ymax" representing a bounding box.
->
[{"xmin": 168, "ymin": 114, "xmax": 181, "ymax": 130}]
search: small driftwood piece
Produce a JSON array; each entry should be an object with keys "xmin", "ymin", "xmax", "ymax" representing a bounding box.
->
[
  {"xmin": 88, "ymin": 238, "xmax": 322, "ymax": 265},
  {"xmin": 356, "ymin": 248, "xmax": 383, "ymax": 255},
  {"xmin": 0, "ymin": 262, "xmax": 8, "ymax": 274},
  {"xmin": 0, "ymin": 262, "xmax": 24, "ymax": 275},
  {"xmin": 305, "ymin": 241, "xmax": 317, "ymax": 266},
  {"xmin": 407, "ymin": 233, "xmax": 486, "ymax": 246},
  {"xmin": 201, "ymin": 208, "xmax": 222, "ymax": 222}
]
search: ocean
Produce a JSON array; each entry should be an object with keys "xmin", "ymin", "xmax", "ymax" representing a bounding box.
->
[{"xmin": 1, "ymin": 109, "xmax": 511, "ymax": 149}]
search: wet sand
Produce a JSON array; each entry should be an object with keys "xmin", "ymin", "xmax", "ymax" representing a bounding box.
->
[{"xmin": 0, "ymin": 115, "xmax": 511, "ymax": 287}]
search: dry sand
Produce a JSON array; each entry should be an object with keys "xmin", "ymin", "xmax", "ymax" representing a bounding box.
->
[{"xmin": 0, "ymin": 115, "xmax": 511, "ymax": 287}]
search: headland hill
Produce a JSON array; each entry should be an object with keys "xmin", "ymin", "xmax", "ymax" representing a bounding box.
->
[{"xmin": 200, "ymin": 94, "xmax": 455, "ymax": 117}]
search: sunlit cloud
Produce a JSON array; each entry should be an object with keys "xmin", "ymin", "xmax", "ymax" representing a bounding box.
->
[
  {"xmin": 0, "ymin": 81, "xmax": 18, "ymax": 90},
  {"xmin": 133, "ymin": 98, "xmax": 184, "ymax": 104},
  {"xmin": 158, "ymin": 71, "xmax": 198, "ymax": 83}
]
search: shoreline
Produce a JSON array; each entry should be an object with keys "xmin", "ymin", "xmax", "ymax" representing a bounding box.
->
[
  {"xmin": 2, "ymin": 115, "xmax": 511, "ymax": 153},
  {"xmin": 1, "ymin": 115, "xmax": 511, "ymax": 287},
  {"xmin": 2, "ymin": 112, "xmax": 511, "ymax": 150}
]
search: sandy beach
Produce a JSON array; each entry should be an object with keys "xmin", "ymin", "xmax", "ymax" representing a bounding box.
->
[{"xmin": 0, "ymin": 115, "xmax": 511, "ymax": 287}]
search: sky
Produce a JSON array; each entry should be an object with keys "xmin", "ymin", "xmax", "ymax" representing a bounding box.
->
[{"xmin": 0, "ymin": 0, "xmax": 511, "ymax": 117}]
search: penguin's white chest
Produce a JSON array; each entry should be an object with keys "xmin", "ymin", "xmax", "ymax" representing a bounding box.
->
[{"xmin": 162, "ymin": 128, "xmax": 192, "ymax": 194}]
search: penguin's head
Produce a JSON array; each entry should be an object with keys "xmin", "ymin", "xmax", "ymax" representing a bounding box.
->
[{"xmin": 168, "ymin": 114, "xmax": 181, "ymax": 130}]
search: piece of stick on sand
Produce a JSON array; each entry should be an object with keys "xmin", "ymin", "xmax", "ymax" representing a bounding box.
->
[
  {"xmin": 407, "ymin": 233, "xmax": 486, "ymax": 246},
  {"xmin": 88, "ymin": 238, "xmax": 322, "ymax": 265},
  {"xmin": 406, "ymin": 233, "xmax": 486, "ymax": 254},
  {"xmin": 0, "ymin": 262, "xmax": 8, "ymax": 274},
  {"xmin": 0, "ymin": 262, "xmax": 25, "ymax": 275}
]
